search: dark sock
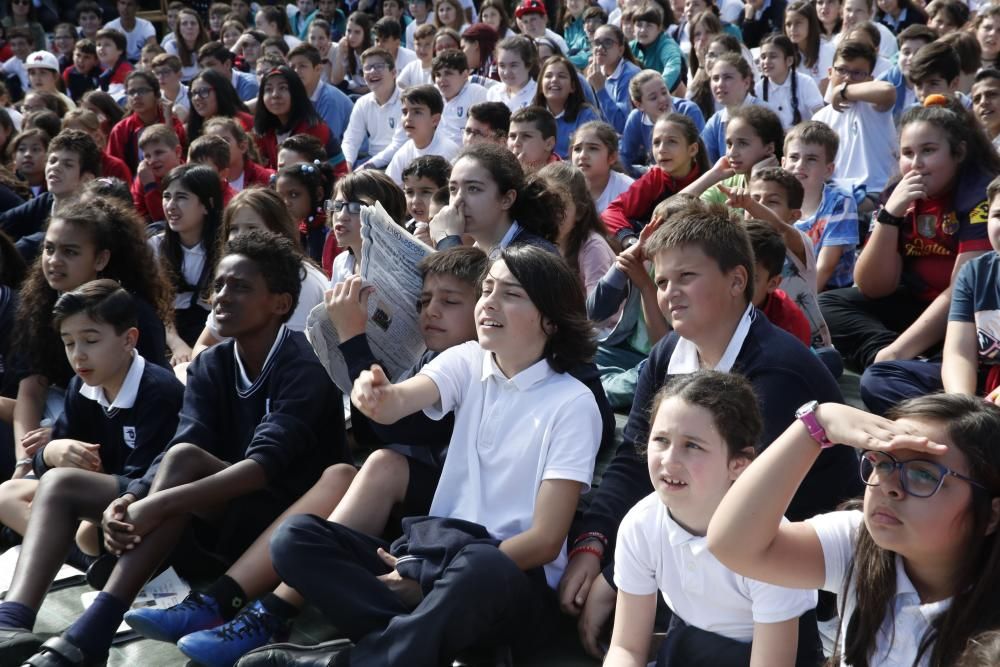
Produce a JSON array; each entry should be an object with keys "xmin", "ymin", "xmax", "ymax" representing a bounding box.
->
[
  {"xmin": 258, "ymin": 593, "xmax": 300, "ymax": 620},
  {"xmin": 64, "ymin": 592, "xmax": 128, "ymax": 659},
  {"xmin": 0, "ymin": 600, "xmax": 36, "ymax": 630},
  {"xmin": 204, "ymin": 575, "xmax": 247, "ymax": 621}
]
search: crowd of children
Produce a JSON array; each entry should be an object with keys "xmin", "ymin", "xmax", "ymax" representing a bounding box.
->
[{"xmin": 0, "ymin": 0, "xmax": 1000, "ymax": 666}]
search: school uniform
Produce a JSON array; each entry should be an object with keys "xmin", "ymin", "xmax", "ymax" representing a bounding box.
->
[
  {"xmin": 755, "ymin": 71, "xmax": 824, "ymax": 129},
  {"xmin": 813, "ymin": 100, "xmax": 898, "ymax": 196},
  {"xmin": 229, "ymin": 160, "xmax": 275, "ymax": 192},
  {"xmin": 630, "ymin": 32, "xmax": 684, "ymax": 92},
  {"xmin": 127, "ymin": 326, "xmax": 348, "ymax": 558},
  {"xmin": 701, "ymin": 95, "xmax": 762, "ymax": 164},
  {"xmin": 397, "ymin": 60, "xmax": 432, "ymax": 89},
  {"xmin": 310, "ymin": 80, "xmax": 354, "ymax": 142},
  {"xmin": 594, "ymin": 170, "xmax": 634, "ymax": 214},
  {"xmin": 877, "ymin": 7, "xmax": 926, "ymax": 34},
  {"xmin": 576, "ymin": 307, "xmax": 858, "ymax": 567},
  {"xmin": 341, "ymin": 87, "xmax": 403, "ymax": 167},
  {"xmin": 106, "ymin": 110, "xmax": 188, "ymax": 177},
  {"xmin": 231, "ymin": 68, "xmax": 259, "ymax": 102},
  {"xmin": 393, "ymin": 46, "xmax": 418, "ymax": 73},
  {"xmin": 594, "ymin": 59, "xmax": 642, "ymax": 133},
  {"xmin": 62, "ymin": 65, "xmax": 100, "ymax": 102},
  {"xmin": 436, "ymin": 220, "xmax": 558, "ymax": 258},
  {"xmin": 616, "ymin": 493, "xmax": 819, "ymax": 665},
  {"xmin": 0, "ymin": 191, "xmax": 52, "ymax": 240},
  {"xmin": 268, "ymin": 341, "xmax": 602, "ymax": 665},
  {"xmin": 486, "ymin": 78, "xmax": 538, "ymax": 112},
  {"xmin": 553, "ymin": 105, "xmax": 600, "ymax": 160},
  {"xmin": 34, "ymin": 353, "xmax": 184, "ymax": 485},
  {"xmin": 254, "ymin": 118, "xmax": 341, "ymax": 171},
  {"xmin": 385, "ymin": 132, "xmax": 461, "ymax": 185},
  {"xmin": 798, "ymin": 42, "xmax": 835, "ymax": 89},
  {"xmin": 736, "ymin": 0, "xmax": 787, "ymax": 48},
  {"xmin": 565, "ymin": 17, "xmax": 591, "ymax": 70},
  {"xmin": 98, "ymin": 58, "xmax": 132, "ymax": 103},
  {"xmin": 602, "ymin": 164, "xmax": 701, "ymax": 243},
  {"xmin": 438, "ymin": 80, "xmax": 490, "ymax": 147},
  {"xmin": 149, "ymin": 233, "xmax": 212, "ymax": 346},
  {"xmin": 619, "ymin": 101, "xmax": 705, "ymax": 177},
  {"xmin": 807, "ymin": 510, "xmax": 946, "ymax": 667}
]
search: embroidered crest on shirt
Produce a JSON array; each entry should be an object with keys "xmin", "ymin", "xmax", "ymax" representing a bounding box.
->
[{"xmin": 123, "ymin": 426, "xmax": 137, "ymax": 448}]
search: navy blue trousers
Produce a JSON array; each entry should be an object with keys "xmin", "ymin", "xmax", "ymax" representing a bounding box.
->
[
  {"xmin": 860, "ymin": 359, "xmax": 944, "ymax": 416},
  {"xmin": 270, "ymin": 515, "xmax": 556, "ymax": 667}
]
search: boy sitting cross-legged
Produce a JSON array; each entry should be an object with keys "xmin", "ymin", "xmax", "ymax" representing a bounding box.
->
[{"xmin": 1, "ymin": 230, "xmax": 351, "ymax": 667}]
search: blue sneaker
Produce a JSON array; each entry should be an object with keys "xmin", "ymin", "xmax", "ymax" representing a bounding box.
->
[
  {"xmin": 124, "ymin": 591, "xmax": 224, "ymax": 643},
  {"xmin": 178, "ymin": 600, "xmax": 291, "ymax": 667}
]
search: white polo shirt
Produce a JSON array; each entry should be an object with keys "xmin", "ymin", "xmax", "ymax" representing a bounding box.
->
[
  {"xmin": 754, "ymin": 70, "xmax": 825, "ymax": 130},
  {"xmin": 799, "ymin": 40, "xmax": 835, "ymax": 88},
  {"xmin": 397, "ymin": 59, "xmax": 432, "ymax": 89},
  {"xmin": 149, "ymin": 234, "xmax": 210, "ymax": 310},
  {"xmin": 615, "ymin": 493, "xmax": 817, "ymax": 640},
  {"xmin": 595, "ymin": 170, "xmax": 634, "ymax": 213},
  {"xmin": 438, "ymin": 80, "xmax": 490, "ymax": 146},
  {"xmin": 341, "ymin": 86, "xmax": 403, "ymax": 166},
  {"xmin": 420, "ymin": 341, "xmax": 602, "ymax": 588},
  {"xmin": 393, "ymin": 46, "xmax": 418, "ymax": 73},
  {"xmin": 807, "ymin": 510, "xmax": 950, "ymax": 667},
  {"xmin": 385, "ymin": 132, "xmax": 461, "ymax": 184},
  {"xmin": 813, "ymin": 100, "xmax": 898, "ymax": 195},
  {"xmin": 487, "ymin": 78, "xmax": 538, "ymax": 112}
]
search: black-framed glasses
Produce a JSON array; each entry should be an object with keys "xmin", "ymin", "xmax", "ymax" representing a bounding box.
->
[
  {"xmin": 859, "ymin": 450, "xmax": 988, "ymax": 498},
  {"xmin": 326, "ymin": 199, "xmax": 364, "ymax": 214},
  {"xmin": 832, "ymin": 65, "xmax": 868, "ymax": 82},
  {"xmin": 592, "ymin": 38, "xmax": 619, "ymax": 50},
  {"xmin": 126, "ymin": 87, "xmax": 153, "ymax": 97},
  {"xmin": 190, "ymin": 87, "xmax": 214, "ymax": 99}
]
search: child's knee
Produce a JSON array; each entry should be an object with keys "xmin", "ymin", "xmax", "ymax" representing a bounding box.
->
[
  {"xmin": 359, "ymin": 448, "xmax": 409, "ymax": 485},
  {"xmin": 0, "ymin": 478, "xmax": 35, "ymax": 504},
  {"xmin": 156, "ymin": 442, "xmax": 218, "ymax": 482},
  {"xmin": 319, "ymin": 463, "xmax": 357, "ymax": 490}
]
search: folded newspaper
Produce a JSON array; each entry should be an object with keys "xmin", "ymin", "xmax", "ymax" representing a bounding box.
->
[{"xmin": 307, "ymin": 202, "xmax": 434, "ymax": 394}]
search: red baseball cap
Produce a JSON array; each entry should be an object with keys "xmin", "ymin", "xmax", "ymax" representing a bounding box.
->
[{"xmin": 514, "ymin": 0, "xmax": 547, "ymax": 19}]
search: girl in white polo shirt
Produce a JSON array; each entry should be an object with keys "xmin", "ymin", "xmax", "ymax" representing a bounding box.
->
[
  {"xmin": 709, "ymin": 394, "xmax": 1000, "ymax": 667},
  {"xmin": 487, "ymin": 34, "xmax": 538, "ymax": 111},
  {"xmin": 605, "ymin": 371, "xmax": 818, "ymax": 666}
]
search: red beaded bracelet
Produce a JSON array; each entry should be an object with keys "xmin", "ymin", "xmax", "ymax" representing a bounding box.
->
[{"xmin": 568, "ymin": 544, "xmax": 604, "ymax": 561}]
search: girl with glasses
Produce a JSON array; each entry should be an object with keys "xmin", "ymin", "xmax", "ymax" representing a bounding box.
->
[
  {"xmin": 2, "ymin": 0, "xmax": 45, "ymax": 51},
  {"xmin": 586, "ymin": 24, "xmax": 642, "ymax": 133},
  {"xmin": 709, "ymin": 393, "xmax": 1000, "ymax": 667},
  {"xmin": 185, "ymin": 68, "xmax": 251, "ymax": 144},
  {"xmin": 105, "ymin": 71, "xmax": 188, "ymax": 176}
]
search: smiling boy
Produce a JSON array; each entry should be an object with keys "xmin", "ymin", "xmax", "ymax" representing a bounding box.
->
[
  {"xmin": 432, "ymin": 49, "xmax": 489, "ymax": 146},
  {"xmin": 94, "ymin": 28, "xmax": 133, "ymax": 102},
  {"xmin": 973, "ymin": 70, "xmax": 1000, "ymax": 150},
  {"xmin": 385, "ymin": 85, "xmax": 460, "ymax": 185},
  {"xmin": 341, "ymin": 48, "xmax": 406, "ymax": 169}
]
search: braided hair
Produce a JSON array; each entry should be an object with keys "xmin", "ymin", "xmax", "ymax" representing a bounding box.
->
[{"xmin": 760, "ymin": 34, "xmax": 802, "ymax": 126}]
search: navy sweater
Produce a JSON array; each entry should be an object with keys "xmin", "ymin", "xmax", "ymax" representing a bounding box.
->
[
  {"xmin": 576, "ymin": 311, "xmax": 861, "ymax": 557},
  {"xmin": 127, "ymin": 328, "xmax": 349, "ymax": 501},
  {"xmin": 34, "ymin": 359, "xmax": 184, "ymax": 479},
  {"xmin": 0, "ymin": 192, "xmax": 51, "ymax": 241}
]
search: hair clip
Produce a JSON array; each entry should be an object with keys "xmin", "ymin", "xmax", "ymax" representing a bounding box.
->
[
  {"xmin": 923, "ymin": 93, "xmax": 949, "ymax": 108},
  {"xmin": 313, "ymin": 159, "xmax": 321, "ymax": 166},
  {"xmin": 300, "ymin": 163, "xmax": 317, "ymax": 174}
]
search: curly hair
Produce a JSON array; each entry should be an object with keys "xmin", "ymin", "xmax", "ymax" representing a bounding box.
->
[
  {"xmin": 13, "ymin": 199, "xmax": 173, "ymax": 384},
  {"xmin": 223, "ymin": 229, "xmax": 303, "ymax": 322}
]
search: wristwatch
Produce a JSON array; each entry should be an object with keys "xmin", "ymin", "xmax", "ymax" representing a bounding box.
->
[
  {"xmin": 875, "ymin": 206, "xmax": 904, "ymax": 227},
  {"xmin": 795, "ymin": 401, "xmax": 834, "ymax": 449}
]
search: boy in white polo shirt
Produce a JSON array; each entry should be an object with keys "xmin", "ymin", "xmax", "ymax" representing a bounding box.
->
[
  {"xmin": 341, "ymin": 47, "xmax": 407, "ymax": 169},
  {"xmin": 812, "ymin": 39, "xmax": 897, "ymax": 199},
  {"xmin": 372, "ymin": 17, "xmax": 417, "ymax": 73},
  {"xmin": 386, "ymin": 85, "xmax": 461, "ymax": 184},
  {"xmin": 432, "ymin": 49, "xmax": 489, "ymax": 146}
]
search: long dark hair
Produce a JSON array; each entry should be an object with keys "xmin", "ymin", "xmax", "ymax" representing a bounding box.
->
[
  {"xmin": 175, "ymin": 7, "xmax": 210, "ymax": 69},
  {"xmin": 688, "ymin": 10, "xmax": 723, "ymax": 78},
  {"xmin": 186, "ymin": 68, "xmax": 250, "ymax": 141},
  {"xmin": 344, "ymin": 11, "xmax": 373, "ymax": 78},
  {"xmin": 900, "ymin": 97, "xmax": 1000, "ymax": 185},
  {"xmin": 276, "ymin": 161, "xmax": 335, "ymax": 226},
  {"xmin": 13, "ymin": 199, "xmax": 173, "ymax": 384},
  {"xmin": 840, "ymin": 394, "xmax": 1000, "ymax": 667},
  {"xmin": 336, "ymin": 170, "xmax": 407, "ymax": 225},
  {"xmin": 536, "ymin": 162, "xmax": 609, "ymax": 279},
  {"xmin": 253, "ymin": 66, "xmax": 321, "ymax": 135},
  {"xmin": 784, "ymin": 1, "xmax": 822, "ymax": 68},
  {"xmin": 690, "ymin": 33, "xmax": 742, "ymax": 119},
  {"xmin": 455, "ymin": 143, "xmax": 562, "ymax": 243},
  {"xmin": 494, "ymin": 244, "xmax": 596, "ymax": 372},
  {"xmin": 657, "ymin": 112, "xmax": 711, "ymax": 176},
  {"xmin": 0, "ymin": 229, "xmax": 25, "ymax": 288},
  {"xmin": 533, "ymin": 54, "xmax": 593, "ymax": 123},
  {"xmin": 158, "ymin": 164, "xmax": 223, "ymax": 301}
]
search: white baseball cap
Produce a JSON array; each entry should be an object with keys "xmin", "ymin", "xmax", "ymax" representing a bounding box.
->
[{"xmin": 26, "ymin": 51, "xmax": 59, "ymax": 72}]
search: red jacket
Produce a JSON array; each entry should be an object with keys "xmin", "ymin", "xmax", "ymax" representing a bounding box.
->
[
  {"xmin": 100, "ymin": 153, "xmax": 132, "ymax": 183},
  {"xmin": 242, "ymin": 159, "xmax": 275, "ymax": 188},
  {"xmin": 131, "ymin": 175, "xmax": 165, "ymax": 224},
  {"xmin": 254, "ymin": 119, "xmax": 347, "ymax": 180},
  {"xmin": 107, "ymin": 111, "xmax": 188, "ymax": 176},
  {"xmin": 760, "ymin": 289, "xmax": 811, "ymax": 347},
  {"xmin": 601, "ymin": 165, "xmax": 701, "ymax": 239}
]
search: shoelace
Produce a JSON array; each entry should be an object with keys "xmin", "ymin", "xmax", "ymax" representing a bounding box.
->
[
  {"xmin": 173, "ymin": 592, "xmax": 212, "ymax": 613},
  {"xmin": 215, "ymin": 605, "xmax": 278, "ymax": 642}
]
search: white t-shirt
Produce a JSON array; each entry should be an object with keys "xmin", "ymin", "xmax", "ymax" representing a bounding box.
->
[
  {"xmin": 486, "ymin": 78, "xmax": 538, "ymax": 112},
  {"xmin": 420, "ymin": 341, "xmax": 602, "ymax": 588},
  {"xmin": 595, "ymin": 170, "xmax": 634, "ymax": 213},
  {"xmin": 615, "ymin": 494, "xmax": 817, "ymax": 641},
  {"xmin": 755, "ymin": 71, "xmax": 825, "ymax": 130},
  {"xmin": 149, "ymin": 234, "xmax": 209, "ymax": 310},
  {"xmin": 385, "ymin": 132, "xmax": 461, "ymax": 184},
  {"xmin": 438, "ymin": 80, "xmax": 490, "ymax": 146},
  {"xmin": 104, "ymin": 17, "xmax": 156, "ymax": 62},
  {"xmin": 397, "ymin": 59, "xmax": 432, "ymax": 89},
  {"xmin": 813, "ymin": 101, "xmax": 898, "ymax": 195},
  {"xmin": 206, "ymin": 260, "xmax": 327, "ymax": 336},
  {"xmin": 806, "ymin": 510, "xmax": 950, "ymax": 667}
]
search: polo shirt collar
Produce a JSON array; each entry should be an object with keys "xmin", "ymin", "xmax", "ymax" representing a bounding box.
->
[
  {"xmin": 79, "ymin": 351, "xmax": 145, "ymax": 410},
  {"xmin": 480, "ymin": 350, "xmax": 552, "ymax": 389},
  {"xmin": 378, "ymin": 86, "xmax": 401, "ymax": 110},
  {"xmin": 664, "ymin": 506, "xmax": 709, "ymax": 555},
  {"xmin": 668, "ymin": 304, "xmax": 755, "ymax": 374},
  {"xmin": 607, "ymin": 57, "xmax": 626, "ymax": 83},
  {"xmin": 892, "ymin": 553, "xmax": 952, "ymax": 623},
  {"xmin": 235, "ymin": 325, "xmax": 287, "ymax": 393}
]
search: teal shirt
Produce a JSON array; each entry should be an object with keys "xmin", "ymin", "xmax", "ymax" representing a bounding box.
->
[
  {"xmin": 630, "ymin": 32, "xmax": 683, "ymax": 92},
  {"xmin": 564, "ymin": 17, "xmax": 591, "ymax": 70}
]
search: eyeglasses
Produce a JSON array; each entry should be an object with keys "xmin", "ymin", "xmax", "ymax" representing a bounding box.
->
[
  {"xmin": 152, "ymin": 68, "xmax": 175, "ymax": 77},
  {"xmin": 463, "ymin": 127, "xmax": 492, "ymax": 139},
  {"xmin": 126, "ymin": 87, "xmax": 153, "ymax": 97},
  {"xmin": 362, "ymin": 62, "xmax": 389, "ymax": 73},
  {"xmin": 832, "ymin": 65, "xmax": 869, "ymax": 82},
  {"xmin": 592, "ymin": 38, "xmax": 619, "ymax": 50},
  {"xmin": 859, "ymin": 450, "xmax": 988, "ymax": 498},
  {"xmin": 190, "ymin": 87, "xmax": 214, "ymax": 99},
  {"xmin": 326, "ymin": 199, "xmax": 364, "ymax": 214}
]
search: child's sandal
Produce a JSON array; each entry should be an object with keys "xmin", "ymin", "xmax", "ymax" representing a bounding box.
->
[{"xmin": 21, "ymin": 636, "xmax": 105, "ymax": 667}]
